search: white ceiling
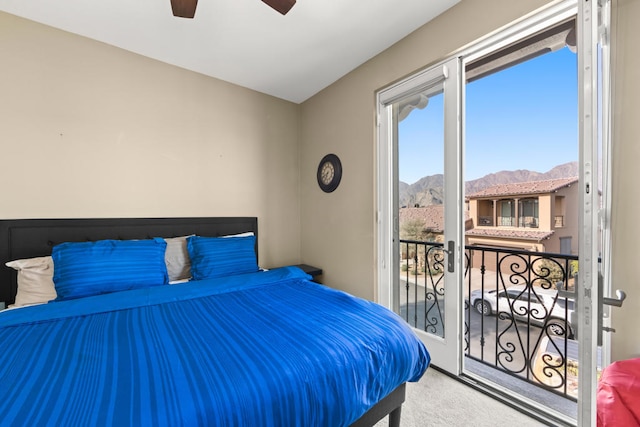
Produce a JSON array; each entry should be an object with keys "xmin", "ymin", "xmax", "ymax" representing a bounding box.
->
[{"xmin": 0, "ymin": 0, "xmax": 460, "ymax": 103}]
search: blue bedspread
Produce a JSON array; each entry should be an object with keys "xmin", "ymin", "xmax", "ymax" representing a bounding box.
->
[{"xmin": 0, "ymin": 267, "xmax": 429, "ymax": 426}]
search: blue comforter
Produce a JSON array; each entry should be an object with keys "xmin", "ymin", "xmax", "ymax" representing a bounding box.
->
[{"xmin": 0, "ymin": 267, "xmax": 429, "ymax": 426}]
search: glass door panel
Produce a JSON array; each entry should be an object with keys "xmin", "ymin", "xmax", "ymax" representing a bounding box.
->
[
  {"xmin": 463, "ymin": 16, "xmax": 581, "ymax": 423},
  {"xmin": 396, "ymin": 88, "xmax": 445, "ymax": 338},
  {"xmin": 378, "ymin": 57, "xmax": 462, "ymax": 375}
]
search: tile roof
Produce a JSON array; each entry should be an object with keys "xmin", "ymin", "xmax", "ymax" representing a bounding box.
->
[
  {"xmin": 399, "ymin": 206, "xmax": 445, "ymax": 232},
  {"xmin": 399, "ymin": 206, "xmax": 472, "ymax": 233},
  {"xmin": 465, "ymin": 228, "xmax": 554, "ymax": 241},
  {"xmin": 467, "ymin": 177, "xmax": 578, "ymax": 199}
]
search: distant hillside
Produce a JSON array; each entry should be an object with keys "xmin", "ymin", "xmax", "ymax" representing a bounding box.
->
[
  {"xmin": 400, "ymin": 174, "xmax": 444, "ymax": 207},
  {"xmin": 399, "ymin": 161, "xmax": 578, "ymax": 207}
]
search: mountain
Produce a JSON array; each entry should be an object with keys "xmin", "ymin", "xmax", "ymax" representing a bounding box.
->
[
  {"xmin": 399, "ymin": 161, "xmax": 578, "ymax": 207},
  {"xmin": 401, "ymin": 174, "xmax": 444, "ymax": 207}
]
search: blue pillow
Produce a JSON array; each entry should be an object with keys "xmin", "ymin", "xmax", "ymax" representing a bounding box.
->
[
  {"xmin": 52, "ymin": 238, "xmax": 168, "ymax": 301},
  {"xmin": 187, "ymin": 235, "xmax": 259, "ymax": 281}
]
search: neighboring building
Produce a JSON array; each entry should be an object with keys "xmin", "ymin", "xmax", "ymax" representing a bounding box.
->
[
  {"xmin": 399, "ymin": 206, "xmax": 473, "ymax": 239},
  {"xmin": 399, "ymin": 205, "xmax": 444, "ymax": 239},
  {"xmin": 399, "ymin": 177, "xmax": 579, "ymax": 256},
  {"xmin": 465, "ymin": 177, "xmax": 579, "ymax": 255}
]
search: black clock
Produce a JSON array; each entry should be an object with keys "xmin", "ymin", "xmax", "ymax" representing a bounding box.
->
[{"xmin": 317, "ymin": 154, "xmax": 342, "ymax": 193}]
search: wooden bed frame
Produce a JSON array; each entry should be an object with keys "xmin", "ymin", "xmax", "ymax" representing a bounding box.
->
[{"xmin": 0, "ymin": 217, "xmax": 406, "ymax": 427}]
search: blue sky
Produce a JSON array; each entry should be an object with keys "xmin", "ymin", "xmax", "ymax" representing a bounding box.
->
[{"xmin": 398, "ymin": 47, "xmax": 578, "ymax": 184}]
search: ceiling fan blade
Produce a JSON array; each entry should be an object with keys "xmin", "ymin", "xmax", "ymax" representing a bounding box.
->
[
  {"xmin": 171, "ymin": 0, "xmax": 198, "ymax": 18},
  {"xmin": 262, "ymin": 0, "xmax": 296, "ymax": 15}
]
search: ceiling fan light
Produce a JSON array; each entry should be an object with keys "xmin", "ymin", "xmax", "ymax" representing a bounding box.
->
[
  {"xmin": 171, "ymin": 0, "xmax": 198, "ymax": 18},
  {"xmin": 262, "ymin": 0, "xmax": 296, "ymax": 15}
]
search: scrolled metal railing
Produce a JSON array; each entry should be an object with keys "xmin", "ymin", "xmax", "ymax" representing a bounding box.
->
[{"xmin": 398, "ymin": 239, "xmax": 578, "ymax": 400}]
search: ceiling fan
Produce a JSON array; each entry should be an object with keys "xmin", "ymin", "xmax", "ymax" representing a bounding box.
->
[{"xmin": 170, "ymin": 0, "xmax": 296, "ymax": 18}]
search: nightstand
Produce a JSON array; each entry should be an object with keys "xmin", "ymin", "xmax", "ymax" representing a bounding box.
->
[{"xmin": 294, "ymin": 264, "xmax": 323, "ymax": 282}]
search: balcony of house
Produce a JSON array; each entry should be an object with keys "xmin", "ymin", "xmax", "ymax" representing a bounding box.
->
[
  {"xmin": 519, "ymin": 215, "xmax": 539, "ymax": 228},
  {"xmin": 475, "ymin": 200, "xmax": 495, "ymax": 226},
  {"xmin": 496, "ymin": 216, "xmax": 516, "ymax": 227},
  {"xmin": 473, "ymin": 198, "xmax": 540, "ymax": 230},
  {"xmin": 398, "ymin": 239, "xmax": 579, "ymax": 419},
  {"xmin": 478, "ymin": 216, "xmax": 494, "ymax": 226}
]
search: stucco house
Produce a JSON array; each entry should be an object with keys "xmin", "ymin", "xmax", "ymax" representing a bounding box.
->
[{"xmin": 466, "ymin": 177, "xmax": 579, "ymax": 254}]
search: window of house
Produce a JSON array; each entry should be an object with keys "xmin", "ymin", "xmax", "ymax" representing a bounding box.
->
[
  {"xmin": 498, "ymin": 200, "xmax": 514, "ymax": 226},
  {"xmin": 519, "ymin": 198, "xmax": 539, "ymax": 228},
  {"xmin": 560, "ymin": 236, "xmax": 572, "ymax": 255}
]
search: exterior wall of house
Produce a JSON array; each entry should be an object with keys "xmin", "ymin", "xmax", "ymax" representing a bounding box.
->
[
  {"xmin": 551, "ymin": 184, "xmax": 580, "ymax": 255},
  {"xmin": 538, "ymin": 194, "xmax": 552, "ymax": 230},
  {"xmin": 469, "ymin": 199, "xmax": 479, "ymax": 226},
  {"xmin": 300, "ymin": 0, "xmax": 640, "ymax": 360},
  {"xmin": 0, "ymin": 12, "xmax": 302, "ymax": 269}
]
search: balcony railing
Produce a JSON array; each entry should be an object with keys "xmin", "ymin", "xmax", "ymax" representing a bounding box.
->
[
  {"xmin": 518, "ymin": 216, "xmax": 539, "ymax": 228},
  {"xmin": 496, "ymin": 216, "xmax": 515, "ymax": 226},
  {"xmin": 478, "ymin": 216, "xmax": 494, "ymax": 226},
  {"xmin": 398, "ymin": 239, "xmax": 578, "ymax": 401}
]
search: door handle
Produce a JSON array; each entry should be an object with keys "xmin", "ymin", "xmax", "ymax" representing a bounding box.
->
[
  {"xmin": 602, "ymin": 289, "xmax": 626, "ymax": 307},
  {"xmin": 447, "ymin": 240, "xmax": 455, "ymax": 273},
  {"xmin": 598, "ymin": 273, "xmax": 626, "ymax": 345},
  {"xmin": 555, "ymin": 276, "xmax": 626, "ymax": 344}
]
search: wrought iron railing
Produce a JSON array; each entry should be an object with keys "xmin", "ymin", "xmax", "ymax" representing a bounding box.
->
[{"xmin": 398, "ymin": 239, "xmax": 578, "ymax": 400}]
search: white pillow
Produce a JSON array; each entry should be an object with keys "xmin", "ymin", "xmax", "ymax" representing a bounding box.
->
[
  {"xmin": 6, "ymin": 256, "xmax": 57, "ymax": 308},
  {"xmin": 164, "ymin": 235, "xmax": 193, "ymax": 282},
  {"xmin": 221, "ymin": 232, "xmax": 254, "ymax": 238}
]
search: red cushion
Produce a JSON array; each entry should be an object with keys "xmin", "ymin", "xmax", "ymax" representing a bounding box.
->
[{"xmin": 597, "ymin": 358, "xmax": 640, "ymax": 427}]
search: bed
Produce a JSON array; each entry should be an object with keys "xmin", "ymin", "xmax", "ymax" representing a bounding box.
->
[{"xmin": 0, "ymin": 217, "xmax": 430, "ymax": 427}]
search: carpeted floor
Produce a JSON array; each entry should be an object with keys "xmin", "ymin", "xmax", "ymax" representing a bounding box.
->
[{"xmin": 374, "ymin": 368, "xmax": 546, "ymax": 427}]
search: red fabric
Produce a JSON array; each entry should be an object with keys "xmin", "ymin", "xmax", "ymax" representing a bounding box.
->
[{"xmin": 597, "ymin": 358, "xmax": 640, "ymax": 427}]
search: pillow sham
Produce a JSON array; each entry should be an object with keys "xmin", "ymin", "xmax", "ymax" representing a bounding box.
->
[
  {"xmin": 5, "ymin": 256, "xmax": 57, "ymax": 308},
  {"xmin": 52, "ymin": 238, "xmax": 168, "ymax": 301},
  {"xmin": 163, "ymin": 232, "xmax": 254, "ymax": 282},
  {"xmin": 164, "ymin": 235, "xmax": 193, "ymax": 282},
  {"xmin": 187, "ymin": 235, "xmax": 259, "ymax": 281}
]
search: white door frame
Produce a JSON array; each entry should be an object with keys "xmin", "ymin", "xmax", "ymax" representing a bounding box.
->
[
  {"xmin": 375, "ymin": 1, "xmax": 612, "ymax": 425},
  {"xmin": 376, "ymin": 57, "xmax": 463, "ymax": 375},
  {"xmin": 576, "ymin": 0, "xmax": 611, "ymax": 425}
]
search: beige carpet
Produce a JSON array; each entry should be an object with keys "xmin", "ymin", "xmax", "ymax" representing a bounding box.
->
[{"xmin": 375, "ymin": 368, "xmax": 546, "ymax": 427}]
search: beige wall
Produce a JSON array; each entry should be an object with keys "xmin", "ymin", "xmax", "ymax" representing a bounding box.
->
[
  {"xmin": 610, "ymin": 0, "xmax": 640, "ymax": 361},
  {"xmin": 300, "ymin": 0, "xmax": 553, "ymax": 298},
  {"xmin": 300, "ymin": 0, "xmax": 640, "ymax": 361},
  {"xmin": 0, "ymin": 12, "xmax": 301, "ymax": 269},
  {"xmin": 538, "ymin": 194, "xmax": 552, "ymax": 230}
]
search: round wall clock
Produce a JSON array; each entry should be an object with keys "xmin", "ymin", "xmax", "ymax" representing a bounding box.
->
[{"xmin": 317, "ymin": 154, "xmax": 342, "ymax": 193}]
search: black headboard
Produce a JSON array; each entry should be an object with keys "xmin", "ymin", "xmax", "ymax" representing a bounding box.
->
[{"xmin": 0, "ymin": 217, "xmax": 258, "ymax": 306}]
